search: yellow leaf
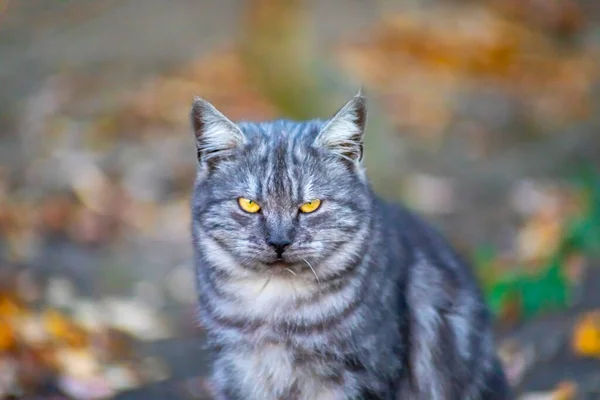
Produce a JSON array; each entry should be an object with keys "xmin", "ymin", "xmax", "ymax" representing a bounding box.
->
[
  {"xmin": 572, "ymin": 311, "xmax": 600, "ymax": 357},
  {"xmin": 43, "ymin": 309, "xmax": 88, "ymax": 348},
  {"xmin": 552, "ymin": 381, "xmax": 577, "ymax": 400}
]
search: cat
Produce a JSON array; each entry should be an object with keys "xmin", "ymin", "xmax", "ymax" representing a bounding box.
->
[{"xmin": 190, "ymin": 93, "xmax": 511, "ymax": 400}]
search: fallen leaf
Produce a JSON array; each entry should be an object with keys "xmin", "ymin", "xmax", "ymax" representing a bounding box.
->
[
  {"xmin": 103, "ymin": 363, "xmax": 141, "ymax": 392},
  {"xmin": 55, "ymin": 348, "xmax": 100, "ymax": 379},
  {"xmin": 572, "ymin": 310, "xmax": 600, "ymax": 358},
  {"xmin": 552, "ymin": 381, "xmax": 577, "ymax": 400},
  {"xmin": 43, "ymin": 309, "xmax": 88, "ymax": 348},
  {"xmin": 0, "ymin": 319, "xmax": 16, "ymax": 352}
]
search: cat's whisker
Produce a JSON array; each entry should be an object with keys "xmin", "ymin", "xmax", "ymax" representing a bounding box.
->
[
  {"xmin": 284, "ymin": 268, "xmax": 297, "ymax": 276},
  {"xmin": 301, "ymin": 258, "xmax": 320, "ymax": 286},
  {"xmin": 258, "ymin": 273, "xmax": 273, "ymax": 296}
]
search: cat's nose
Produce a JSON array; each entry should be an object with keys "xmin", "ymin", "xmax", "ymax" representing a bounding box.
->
[{"xmin": 267, "ymin": 238, "xmax": 292, "ymax": 258}]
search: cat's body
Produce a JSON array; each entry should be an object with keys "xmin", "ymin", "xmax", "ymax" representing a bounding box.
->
[{"xmin": 190, "ymin": 95, "xmax": 510, "ymax": 400}]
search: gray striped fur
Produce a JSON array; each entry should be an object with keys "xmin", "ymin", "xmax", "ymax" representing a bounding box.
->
[{"xmin": 190, "ymin": 95, "xmax": 511, "ymax": 400}]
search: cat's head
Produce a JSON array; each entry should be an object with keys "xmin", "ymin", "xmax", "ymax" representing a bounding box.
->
[{"xmin": 190, "ymin": 94, "xmax": 373, "ymax": 280}]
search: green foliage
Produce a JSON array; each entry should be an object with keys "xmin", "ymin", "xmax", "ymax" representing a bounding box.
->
[
  {"xmin": 568, "ymin": 166, "xmax": 600, "ymax": 256},
  {"xmin": 478, "ymin": 164, "xmax": 600, "ymax": 322}
]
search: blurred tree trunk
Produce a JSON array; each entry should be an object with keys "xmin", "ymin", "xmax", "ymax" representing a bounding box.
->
[
  {"xmin": 238, "ymin": 0, "xmax": 408, "ymax": 198},
  {"xmin": 239, "ymin": 0, "xmax": 336, "ymax": 119}
]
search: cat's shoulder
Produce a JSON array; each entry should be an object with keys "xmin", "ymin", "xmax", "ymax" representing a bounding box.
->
[
  {"xmin": 374, "ymin": 193, "xmax": 482, "ymax": 291},
  {"xmin": 372, "ymin": 195, "xmax": 429, "ymax": 235}
]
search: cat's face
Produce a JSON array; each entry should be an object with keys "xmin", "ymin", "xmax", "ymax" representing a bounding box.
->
[{"xmin": 191, "ymin": 95, "xmax": 372, "ymax": 279}]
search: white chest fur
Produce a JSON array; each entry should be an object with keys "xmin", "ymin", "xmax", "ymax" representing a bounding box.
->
[{"xmin": 227, "ymin": 342, "xmax": 345, "ymax": 400}]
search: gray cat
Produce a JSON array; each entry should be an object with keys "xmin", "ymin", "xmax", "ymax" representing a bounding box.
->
[{"xmin": 190, "ymin": 93, "xmax": 511, "ymax": 400}]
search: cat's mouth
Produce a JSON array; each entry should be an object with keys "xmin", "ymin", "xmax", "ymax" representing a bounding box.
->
[
  {"xmin": 263, "ymin": 259, "xmax": 300, "ymax": 274},
  {"xmin": 264, "ymin": 260, "xmax": 293, "ymax": 268}
]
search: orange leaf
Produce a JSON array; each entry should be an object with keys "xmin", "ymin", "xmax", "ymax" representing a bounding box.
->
[
  {"xmin": 572, "ymin": 310, "xmax": 600, "ymax": 358},
  {"xmin": 0, "ymin": 294, "xmax": 24, "ymax": 317},
  {"xmin": 43, "ymin": 309, "xmax": 88, "ymax": 348},
  {"xmin": 0, "ymin": 318, "xmax": 15, "ymax": 352}
]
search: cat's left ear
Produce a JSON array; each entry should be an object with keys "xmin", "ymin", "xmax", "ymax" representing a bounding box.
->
[{"xmin": 315, "ymin": 92, "xmax": 366, "ymax": 163}]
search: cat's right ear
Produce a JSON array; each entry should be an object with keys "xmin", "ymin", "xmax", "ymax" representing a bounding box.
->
[{"xmin": 191, "ymin": 97, "xmax": 246, "ymax": 170}]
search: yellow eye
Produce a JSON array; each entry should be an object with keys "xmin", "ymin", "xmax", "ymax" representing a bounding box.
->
[
  {"xmin": 238, "ymin": 197, "xmax": 261, "ymax": 213},
  {"xmin": 299, "ymin": 199, "xmax": 321, "ymax": 213}
]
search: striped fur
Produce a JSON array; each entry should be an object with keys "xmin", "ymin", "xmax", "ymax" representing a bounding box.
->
[{"xmin": 189, "ymin": 96, "xmax": 511, "ymax": 400}]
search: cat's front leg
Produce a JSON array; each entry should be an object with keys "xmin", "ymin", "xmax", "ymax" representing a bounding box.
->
[
  {"xmin": 212, "ymin": 345, "xmax": 295, "ymax": 400},
  {"xmin": 209, "ymin": 357, "xmax": 246, "ymax": 400}
]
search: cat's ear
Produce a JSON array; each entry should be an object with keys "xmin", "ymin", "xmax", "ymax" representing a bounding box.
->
[
  {"xmin": 190, "ymin": 97, "xmax": 246, "ymax": 169},
  {"xmin": 315, "ymin": 93, "xmax": 366, "ymax": 163}
]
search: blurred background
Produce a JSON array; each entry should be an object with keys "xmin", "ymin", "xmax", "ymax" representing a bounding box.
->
[{"xmin": 1, "ymin": 0, "xmax": 600, "ymax": 398}]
